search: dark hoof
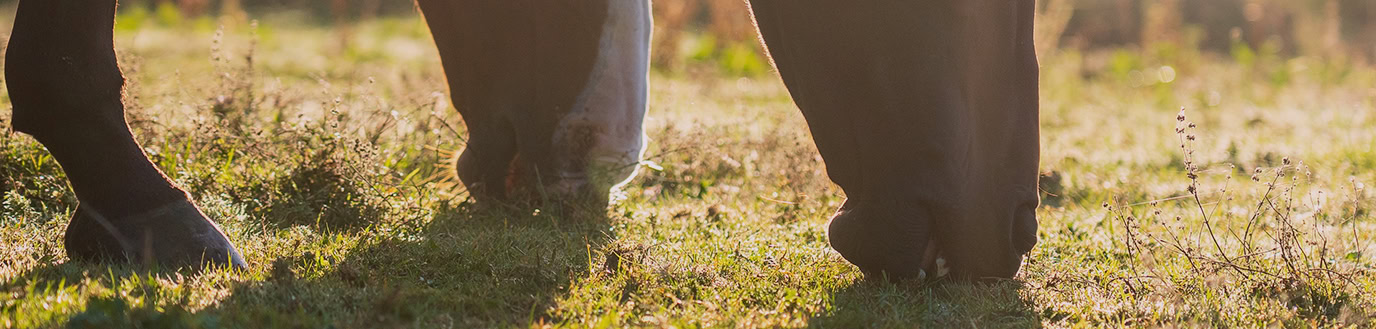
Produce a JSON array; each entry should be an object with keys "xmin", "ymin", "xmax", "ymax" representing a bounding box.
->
[
  {"xmin": 826, "ymin": 200, "xmax": 940, "ymax": 281},
  {"xmin": 64, "ymin": 206, "xmax": 125, "ymax": 262},
  {"xmin": 63, "ymin": 200, "xmax": 248, "ymax": 270}
]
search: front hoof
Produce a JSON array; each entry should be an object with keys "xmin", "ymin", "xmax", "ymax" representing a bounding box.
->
[
  {"xmin": 826, "ymin": 200, "xmax": 936, "ymax": 281},
  {"xmin": 62, "ymin": 200, "xmax": 248, "ymax": 270}
]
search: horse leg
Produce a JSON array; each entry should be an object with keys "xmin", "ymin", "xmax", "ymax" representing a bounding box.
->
[
  {"xmin": 416, "ymin": 0, "xmax": 650, "ymax": 206},
  {"xmin": 5, "ymin": 0, "xmax": 246, "ymax": 269}
]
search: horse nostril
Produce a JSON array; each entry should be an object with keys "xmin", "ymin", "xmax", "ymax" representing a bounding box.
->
[{"xmin": 826, "ymin": 201, "xmax": 934, "ymax": 281}]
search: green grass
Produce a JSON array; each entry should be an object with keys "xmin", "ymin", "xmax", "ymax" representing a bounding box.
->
[{"xmin": 2, "ymin": 14, "xmax": 1375, "ymax": 328}]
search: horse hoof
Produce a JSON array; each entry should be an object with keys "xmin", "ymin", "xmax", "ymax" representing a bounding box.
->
[
  {"xmin": 62, "ymin": 199, "xmax": 247, "ymax": 270},
  {"xmin": 63, "ymin": 206, "xmax": 124, "ymax": 262}
]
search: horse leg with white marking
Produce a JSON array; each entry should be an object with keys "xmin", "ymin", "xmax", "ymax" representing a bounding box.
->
[{"xmin": 416, "ymin": 0, "xmax": 651, "ymax": 206}]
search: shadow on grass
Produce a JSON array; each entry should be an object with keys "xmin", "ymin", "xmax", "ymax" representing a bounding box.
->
[
  {"xmin": 12, "ymin": 201, "xmax": 1043, "ymax": 327},
  {"xmin": 807, "ymin": 279, "xmax": 1042, "ymax": 327},
  {"xmin": 3, "ymin": 256, "xmax": 230, "ymax": 328},
  {"xmin": 19, "ymin": 201, "xmax": 613, "ymax": 328},
  {"xmin": 192, "ymin": 203, "xmax": 613, "ymax": 327}
]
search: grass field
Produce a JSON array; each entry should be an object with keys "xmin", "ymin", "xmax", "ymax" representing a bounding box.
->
[{"xmin": 1, "ymin": 12, "xmax": 1375, "ymax": 328}]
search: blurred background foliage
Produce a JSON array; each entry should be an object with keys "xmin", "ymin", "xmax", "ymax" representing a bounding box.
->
[{"xmin": 0, "ymin": 0, "xmax": 1372, "ymax": 75}]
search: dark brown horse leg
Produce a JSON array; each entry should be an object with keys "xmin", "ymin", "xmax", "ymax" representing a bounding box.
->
[
  {"xmin": 5, "ymin": 0, "xmax": 246, "ymax": 269},
  {"xmin": 748, "ymin": 0, "xmax": 1040, "ymax": 280}
]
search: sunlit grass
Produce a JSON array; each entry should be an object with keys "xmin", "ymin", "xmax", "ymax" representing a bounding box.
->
[{"xmin": 0, "ymin": 13, "xmax": 1373, "ymax": 328}]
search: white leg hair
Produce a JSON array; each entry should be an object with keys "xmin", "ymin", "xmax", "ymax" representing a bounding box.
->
[{"xmin": 551, "ymin": 0, "xmax": 653, "ymax": 197}]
